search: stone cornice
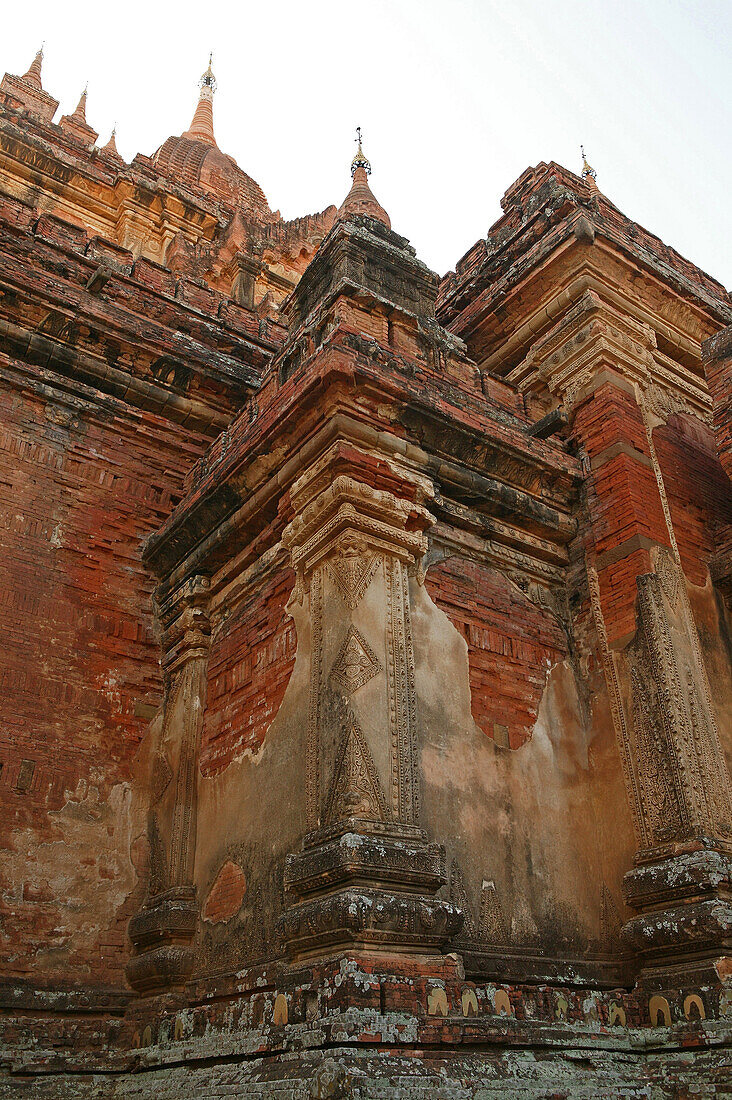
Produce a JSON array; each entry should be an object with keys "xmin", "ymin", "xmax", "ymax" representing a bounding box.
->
[
  {"xmin": 0, "ymin": 204, "xmax": 276, "ymax": 423},
  {"xmin": 439, "ymin": 165, "xmax": 729, "ymax": 338}
]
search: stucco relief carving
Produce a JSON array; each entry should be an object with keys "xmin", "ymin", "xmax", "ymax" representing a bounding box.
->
[
  {"xmin": 324, "ymin": 713, "xmax": 388, "ymax": 824},
  {"xmin": 329, "ymin": 626, "xmax": 381, "ymax": 695},
  {"xmin": 643, "ymin": 380, "xmax": 712, "ymax": 427},
  {"xmin": 604, "ymin": 548, "xmax": 732, "ymax": 854},
  {"xmin": 586, "ymin": 559, "xmax": 644, "ymax": 840},
  {"xmin": 385, "ymin": 555, "xmax": 420, "ymax": 824},
  {"xmin": 600, "ymin": 884, "xmax": 623, "ymax": 952},
  {"xmin": 481, "ymin": 880, "xmax": 509, "ymax": 942},
  {"xmin": 327, "ymin": 542, "xmax": 380, "ymax": 609},
  {"xmin": 283, "ymin": 464, "xmax": 432, "ymax": 831},
  {"xmin": 630, "ymin": 667, "xmax": 684, "ymax": 844},
  {"xmin": 449, "ymin": 859, "xmax": 508, "ymax": 945},
  {"xmin": 305, "ymin": 566, "xmax": 323, "ymax": 829},
  {"xmin": 144, "ymin": 580, "xmax": 211, "ymax": 893},
  {"xmin": 150, "ymin": 750, "xmax": 173, "ymax": 806},
  {"xmin": 631, "ymin": 549, "xmax": 732, "ymax": 846},
  {"xmin": 588, "ymin": 544, "xmax": 732, "ymax": 854},
  {"xmin": 278, "ymin": 456, "xmax": 461, "ymax": 960}
]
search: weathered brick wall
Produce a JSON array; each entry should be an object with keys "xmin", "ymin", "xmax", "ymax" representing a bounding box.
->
[
  {"xmin": 571, "ymin": 382, "xmax": 670, "ymax": 645},
  {"xmin": 425, "ymin": 556, "xmax": 567, "ymax": 748},
  {"xmin": 201, "ymin": 566, "xmax": 296, "ymax": 776},
  {"xmin": 574, "ymin": 383, "xmax": 669, "ymax": 555},
  {"xmin": 654, "ymin": 413, "xmax": 732, "ymax": 585},
  {"xmin": 0, "ymin": 373, "xmax": 213, "ymax": 987}
]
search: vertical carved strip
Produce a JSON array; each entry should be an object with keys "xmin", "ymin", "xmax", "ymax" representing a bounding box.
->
[
  {"xmin": 385, "ymin": 556, "xmax": 420, "ymax": 825},
  {"xmin": 637, "ymin": 568, "xmax": 732, "ymax": 835},
  {"xmin": 400, "ymin": 557, "xmax": 420, "ymax": 825},
  {"xmin": 637, "ymin": 576, "xmax": 699, "ymax": 826},
  {"xmin": 306, "ymin": 565, "xmax": 323, "ymax": 829},
  {"xmin": 630, "ymin": 667, "xmax": 684, "ymax": 842},
  {"xmin": 385, "ymin": 557, "xmax": 400, "ymax": 819},
  {"xmin": 639, "ymin": 394, "xmax": 726, "ymax": 813}
]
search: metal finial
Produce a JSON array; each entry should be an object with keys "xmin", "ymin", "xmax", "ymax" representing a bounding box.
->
[
  {"xmin": 581, "ymin": 144, "xmax": 597, "ymax": 181},
  {"xmin": 200, "ymin": 53, "xmax": 216, "ymax": 93},
  {"xmin": 351, "ymin": 126, "xmax": 371, "ymax": 176}
]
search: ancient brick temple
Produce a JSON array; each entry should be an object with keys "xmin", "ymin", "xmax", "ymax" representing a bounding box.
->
[{"xmin": 1, "ymin": 48, "xmax": 731, "ymax": 1098}]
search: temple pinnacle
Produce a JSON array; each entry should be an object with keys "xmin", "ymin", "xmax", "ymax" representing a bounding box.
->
[
  {"xmin": 183, "ymin": 53, "xmax": 217, "ymax": 146},
  {"xmin": 103, "ymin": 125, "xmax": 120, "ymax": 157},
  {"xmin": 72, "ymin": 85, "xmax": 88, "ymax": 122},
  {"xmin": 337, "ymin": 127, "xmax": 391, "ymax": 229},
  {"xmin": 202, "ymin": 53, "xmax": 216, "ymax": 92},
  {"xmin": 22, "ymin": 44, "xmax": 45, "ymax": 90},
  {"xmin": 581, "ymin": 144, "xmax": 597, "ymax": 182},
  {"xmin": 351, "ymin": 126, "xmax": 371, "ymax": 176}
]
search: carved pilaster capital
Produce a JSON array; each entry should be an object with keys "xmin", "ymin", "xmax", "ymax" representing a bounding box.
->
[
  {"xmin": 640, "ymin": 381, "xmax": 711, "ymax": 428},
  {"xmin": 283, "ymin": 474, "xmax": 434, "ymax": 582},
  {"xmin": 156, "ymin": 575, "xmax": 212, "ymax": 673},
  {"xmin": 513, "ymin": 290, "xmax": 657, "ymax": 413}
]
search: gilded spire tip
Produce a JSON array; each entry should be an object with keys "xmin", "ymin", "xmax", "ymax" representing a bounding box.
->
[
  {"xmin": 184, "ymin": 55, "xmax": 217, "ymax": 145},
  {"xmin": 200, "ymin": 52, "xmax": 216, "ymax": 93},
  {"xmin": 351, "ymin": 125, "xmax": 371, "ymax": 177},
  {"xmin": 581, "ymin": 144, "xmax": 597, "ymax": 182}
]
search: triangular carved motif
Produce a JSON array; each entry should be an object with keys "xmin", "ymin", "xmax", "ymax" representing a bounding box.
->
[
  {"xmin": 600, "ymin": 882, "xmax": 623, "ymax": 951},
  {"xmin": 324, "ymin": 714, "xmax": 388, "ymax": 824},
  {"xmin": 327, "ymin": 549, "xmax": 380, "ymax": 610},
  {"xmin": 330, "ymin": 626, "xmax": 381, "ymax": 695},
  {"xmin": 480, "ymin": 879, "xmax": 508, "ymax": 943},
  {"xmin": 449, "ymin": 859, "xmax": 476, "ymax": 938}
]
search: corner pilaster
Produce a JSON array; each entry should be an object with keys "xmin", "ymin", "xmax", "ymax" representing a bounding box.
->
[
  {"xmin": 523, "ymin": 292, "xmax": 732, "ymax": 988},
  {"xmin": 126, "ymin": 575, "xmax": 211, "ymax": 992},
  {"xmin": 277, "ymin": 450, "xmax": 462, "ymax": 961}
]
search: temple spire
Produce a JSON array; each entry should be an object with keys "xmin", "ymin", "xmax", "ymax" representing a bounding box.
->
[
  {"xmin": 22, "ymin": 45, "xmax": 44, "ymax": 90},
  {"xmin": 183, "ymin": 53, "xmax": 217, "ymax": 146},
  {"xmin": 72, "ymin": 85, "xmax": 88, "ymax": 123},
  {"xmin": 581, "ymin": 144, "xmax": 599, "ymax": 193},
  {"xmin": 103, "ymin": 125, "xmax": 121, "ymax": 158},
  {"xmin": 336, "ymin": 127, "xmax": 391, "ymax": 229},
  {"xmin": 351, "ymin": 126, "xmax": 371, "ymax": 175}
]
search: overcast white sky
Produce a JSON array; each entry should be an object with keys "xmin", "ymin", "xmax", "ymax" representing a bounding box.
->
[{"xmin": 3, "ymin": 0, "xmax": 731, "ymax": 285}]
